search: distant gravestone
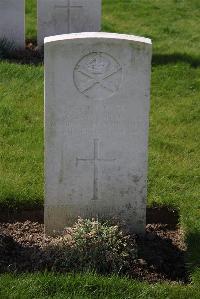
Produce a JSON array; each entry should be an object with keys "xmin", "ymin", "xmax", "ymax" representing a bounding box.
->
[
  {"xmin": 44, "ymin": 32, "xmax": 152, "ymax": 235},
  {"xmin": 0, "ymin": 0, "xmax": 25, "ymax": 48},
  {"xmin": 37, "ymin": 0, "xmax": 101, "ymax": 47}
]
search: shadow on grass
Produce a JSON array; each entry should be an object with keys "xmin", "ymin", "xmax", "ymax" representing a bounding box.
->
[
  {"xmin": 0, "ymin": 38, "xmax": 43, "ymax": 65},
  {"xmin": 0, "ymin": 38, "xmax": 200, "ymax": 68},
  {"xmin": 152, "ymin": 53, "xmax": 200, "ymax": 68},
  {"xmin": 186, "ymin": 232, "xmax": 200, "ymax": 273}
]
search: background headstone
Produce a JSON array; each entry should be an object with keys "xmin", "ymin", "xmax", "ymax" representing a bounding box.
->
[
  {"xmin": 44, "ymin": 32, "xmax": 152, "ymax": 235},
  {"xmin": 0, "ymin": 0, "xmax": 25, "ymax": 48},
  {"xmin": 37, "ymin": 0, "xmax": 102, "ymax": 47}
]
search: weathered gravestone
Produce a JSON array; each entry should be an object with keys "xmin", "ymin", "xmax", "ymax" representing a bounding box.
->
[
  {"xmin": 0, "ymin": 0, "xmax": 25, "ymax": 48},
  {"xmin": 44, "ymin": 32, "xmax": 152, "ymax": 235},
  {"xmin": 37, "ymin": 0, "xmax": 101, "ymax": 47}
]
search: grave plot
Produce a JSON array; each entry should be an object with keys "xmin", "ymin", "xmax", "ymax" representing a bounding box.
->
[
  {"xmin": 0, "ymin": 208, "xmax": 188, "ymax": 283},
  {"xmin": 0, "ymin": 0, "xmax": 199, "ymax": 295}
]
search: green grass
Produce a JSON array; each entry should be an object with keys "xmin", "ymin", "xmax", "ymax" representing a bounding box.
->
[
  {"xmin": 1, "ymin": 272, "xmax": 200, "ymax": 299},
  {"xmin": 102, "ymin": 0, "xmax": 200, "ymax": 57},
  {"xmin": 26, "ymin": 0, "xmax": 37, "ymax": 41},
  {"xmin": 0, "ymin": 63, "xmax": 43, "ymax": 208},
  {"xmin": 0, "ymin": 0, "xmax": 200, "ymax": 297}
]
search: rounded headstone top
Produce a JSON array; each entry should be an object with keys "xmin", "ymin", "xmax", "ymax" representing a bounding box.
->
[{"xmin": 44, "ymin": 32, "xmax": 152, "ymax": 46}]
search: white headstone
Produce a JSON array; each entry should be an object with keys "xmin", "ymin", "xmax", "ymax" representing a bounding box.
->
[
  {"xmin": 0, "ymin": 0, "xmax": 25, "ymax": 48},
  {"xmin": 44, "ymin": 32, "xmax": 152, "ymax": 235},
  {"xmin": 37, "ymin": 0, "xmax": 101, "ymax": 47}
]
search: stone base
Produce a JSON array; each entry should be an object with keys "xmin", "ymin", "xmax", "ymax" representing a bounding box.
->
[{"xmin": 44, "ymin": 204, "xmax": 146, "ymax": 236}]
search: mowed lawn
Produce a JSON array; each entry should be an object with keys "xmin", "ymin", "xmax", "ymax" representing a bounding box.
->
[{"xmin": 0, "ymin": 0, "xmax": 200, "ymax": 297}]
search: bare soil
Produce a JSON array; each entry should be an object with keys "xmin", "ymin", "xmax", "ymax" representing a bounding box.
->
[{"xmin": 0, "ymin": 216, "xmax": 188, "ymax": 283}]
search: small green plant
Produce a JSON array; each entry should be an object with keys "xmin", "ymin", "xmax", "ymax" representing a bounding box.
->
[{"xmin": 47, "ymin": 218, "xmax": 137, "ymax": 275}]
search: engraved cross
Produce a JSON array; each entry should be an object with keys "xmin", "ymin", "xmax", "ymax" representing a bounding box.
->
[
  {"xmin": 76, "ymin": 139, "xmax": 116, "ymax": 201},
  {"xmin": 54, "ymin": 0, "xmax": 83, "ymax": 32}
]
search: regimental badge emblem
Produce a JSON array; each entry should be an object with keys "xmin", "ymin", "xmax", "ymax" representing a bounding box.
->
[{"xmin": 74, "ymin": 52, "xmax": 122, "ymax": 99}]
